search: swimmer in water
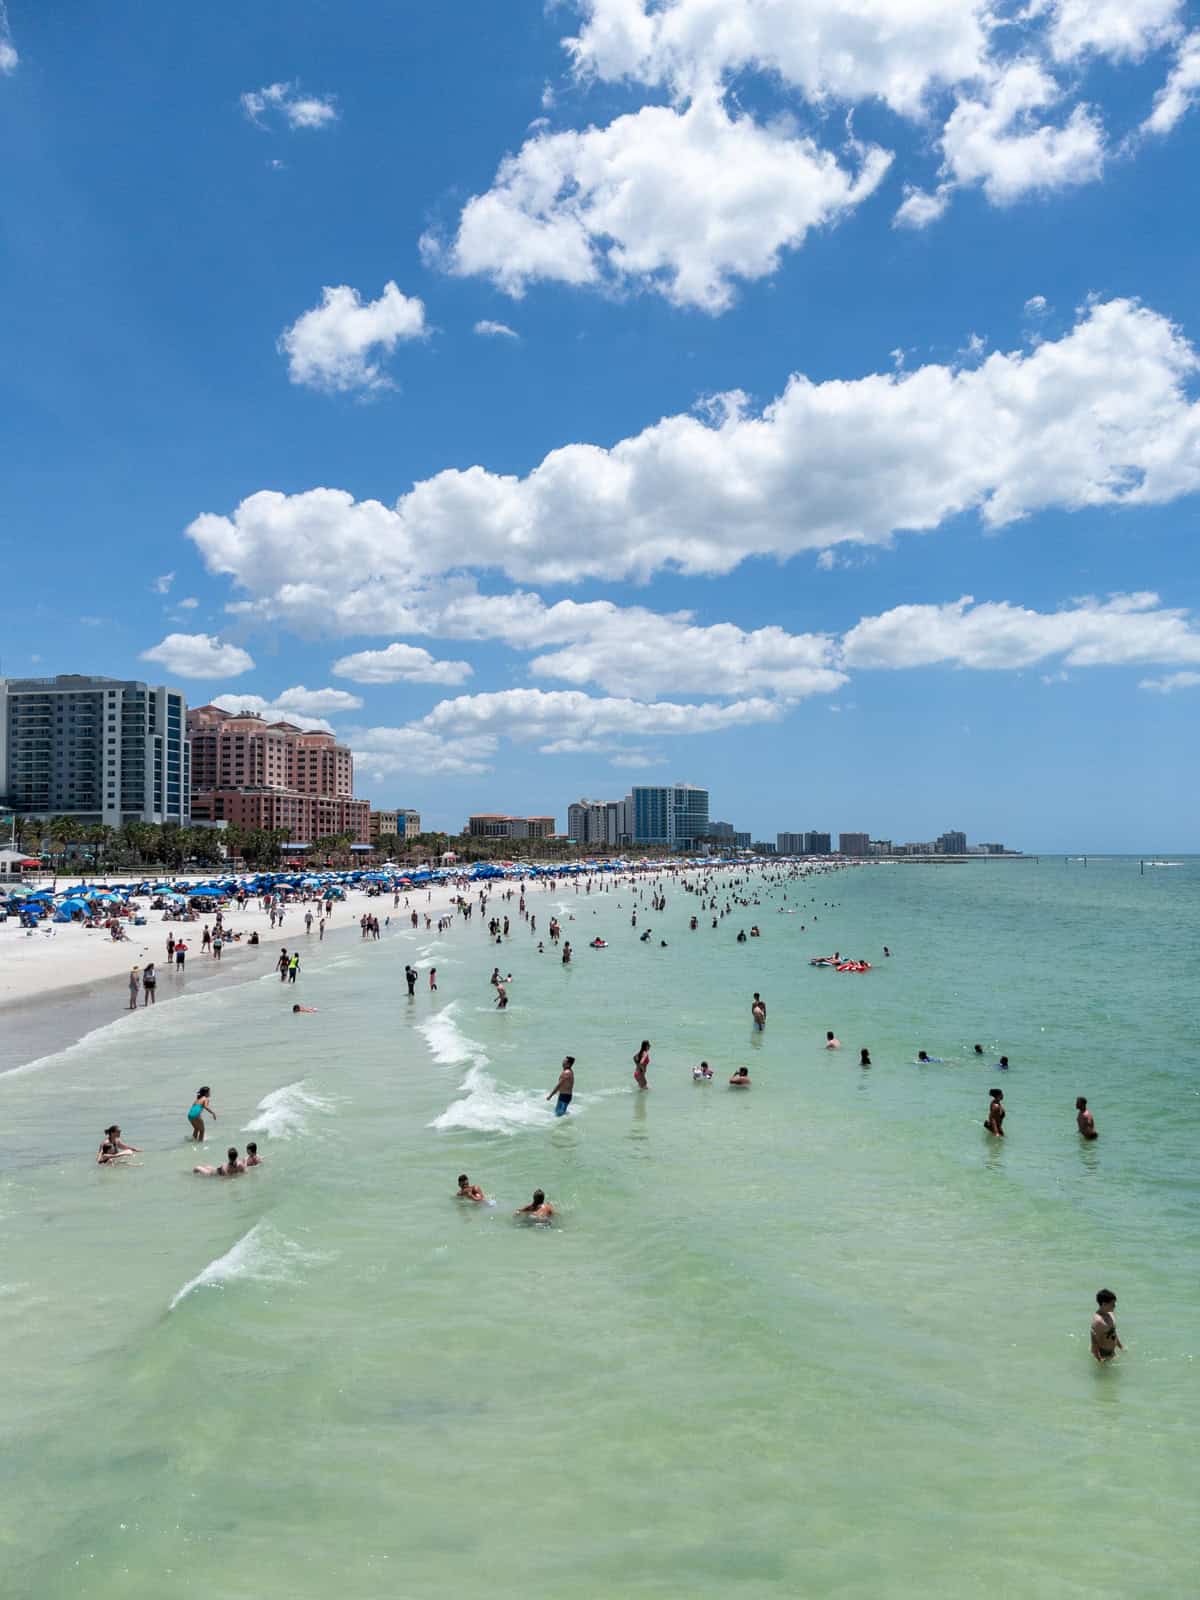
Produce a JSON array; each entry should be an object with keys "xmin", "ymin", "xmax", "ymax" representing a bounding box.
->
[
  {"xmin": 515, "ymin": 1188, "xmax": 554, "ymax": 1221},
  {"xmin": 632, "ymin": 1040, "xmax": 650, "ymax": 1090},
  {"xmin": 692, "ymin": 1061, "xmax": 714, "ymax": 1080},
  {"xmin": 292, "ymin": 1004, "xmax": 318, "ymax": 1013},
  {"xmin": 998, "ymin": 1056, "xmax": 1009, "ymax": 1071},
  {"xmin": 825, "ymin": 1031, "xmax": 840, "ymax": 1049},
  {"xmin": 194, "ymin": 1146, "xmax": 244, "ymax": 1176},
  {"xmin": 985, "ymin": 1088, "xmax": 1005, "ymax": 1137},
  {"xmin": 97, "ymin": 1124, "xmax": 140, "ymax": 1164},
  {"xmin": 859, "ymin": 1048, "xmax": 871, "ymax": 1067},
  {"xmin": 728, "ymin": 1066, "xmax": 751, "ymax": 1087},
  {"xmin": 1076, "ymin": 1096, "xmax": 1098, "ymax": 1140},
  {"xmin": 546, "ymin": 1055, "xmax": 575, "ymax": 1116},
  {"xmin": 244, "ymin": 1142, "xmax": 263, "ymax": 1166},
  {"xmin": 1090, "ymin": 1289, "xmax": 1123, "ymax": 1362},
  {"xmin": 457, "ymin": 1173, "xmax": 486, "ymax": 1202},
  {"xmin": 187, "ymin": 1087, "xmax": 215, "ymax": 1142},
  {"xmin": 974, "ymin": 1044, "xmax": 984, "ymax": 1055}
]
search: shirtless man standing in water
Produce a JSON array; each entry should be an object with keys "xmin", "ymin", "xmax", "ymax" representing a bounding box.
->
[
  {"xmin": 1076, "ymin": 1097, "xmax": 1098, "ymax": 1139},
  {"xmin": 1091, "ymin": 1290, "xmax": 1123, "ymax": 1362},
  {"xmin": 546, "ymin": 1056, "xmax": 575, "ymax": 1116}
]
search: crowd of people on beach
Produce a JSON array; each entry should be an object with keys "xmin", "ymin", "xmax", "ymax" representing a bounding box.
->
[{"xmin": 92, "ymin": 860, "xmax": 1123, "ymax": 1360}]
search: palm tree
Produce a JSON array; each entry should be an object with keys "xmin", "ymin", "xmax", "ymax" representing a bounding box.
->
[
  {"xmin": 49, "ymin": 815, "xmax": 81, "ymax": 871},
  {"xmin": 14, "ymin": 814, "xmax": 44, "ymax": 857}
]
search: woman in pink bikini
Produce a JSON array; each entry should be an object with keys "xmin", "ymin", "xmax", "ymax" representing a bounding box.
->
[{"xmin": 633, "ymin": 1039, "xmax": 651, "ymax": 1090}]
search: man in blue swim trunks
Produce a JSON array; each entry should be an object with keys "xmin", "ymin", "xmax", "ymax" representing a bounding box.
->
[{"xmin": 546, "ymin": 1056, "xmax": 575, "ymax": 1116}]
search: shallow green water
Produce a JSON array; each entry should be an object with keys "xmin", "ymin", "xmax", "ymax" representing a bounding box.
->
[{"xmin": 2, "ymin": 860, "xmax": 1198, "ymax": 1598}]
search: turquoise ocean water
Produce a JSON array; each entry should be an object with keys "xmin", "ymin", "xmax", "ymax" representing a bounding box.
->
[{"xmin": 1, "ymin": 859, "xmax": 1198, "ymax": 1598}]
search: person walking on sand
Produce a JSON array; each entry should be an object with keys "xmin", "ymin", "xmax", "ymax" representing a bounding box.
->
[
  {"xmin": 547, "ymin": 1056, "xmax": 575, "ymax": 1116},
  {"xmin": 1091, "ymin": 1289, "xmax": 1123, "ymax": 1362},
  {"xmin": 633, "ymin": 1039, "xmax": 651, "ymax": 1090},
  {"xmin": 984, "ymin": 1088, "xmax": 1005, "ymax": 1137},
  {"xmin": 1076, "ymin": 1096, "xmax": 1098, "ymax": 1140},
  {"xmin": 128, "ymin": 966, "xmax": 140, "ymax": 1010},
  {"xmin": 142, "ymin": 961, "xmax": 157, "ymax": 1005},
  {"xmin": 187, "ymin": 1087, "xmax": 216, "ymax": 1142}
]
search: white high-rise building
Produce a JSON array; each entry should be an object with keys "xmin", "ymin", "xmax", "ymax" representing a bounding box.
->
[
  {"xmin": 629, "ymin": 783, "xmax": 710, "ymax": 849},
  {"xmin": 0, "ymin": 674, "xmax": 190, "ymax": 826}
]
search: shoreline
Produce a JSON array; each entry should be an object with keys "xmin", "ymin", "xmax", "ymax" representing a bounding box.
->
[{"xmin": 0, "ymin": 880, "xmax": 474, "ymax": 1076}]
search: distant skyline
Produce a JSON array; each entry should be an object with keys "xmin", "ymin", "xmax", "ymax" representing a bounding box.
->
[{"xmin": 2, "ymin": 3, "xmax": 1199, "ymax": 852}]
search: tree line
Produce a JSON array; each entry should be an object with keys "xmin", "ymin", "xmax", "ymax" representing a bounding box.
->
[{"xmin": 7, "ymin": 817, "xmax": 676, "ymax": 873}]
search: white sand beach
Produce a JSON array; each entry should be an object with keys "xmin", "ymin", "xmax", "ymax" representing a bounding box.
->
[{"xmin": 0, "ymin": 877, "xmax": 476, "ymax": 1008}]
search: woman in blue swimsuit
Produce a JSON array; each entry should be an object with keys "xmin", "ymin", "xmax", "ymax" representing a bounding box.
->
[{"xmin": 188, "ymin": 1086, "xmax": 215, "ymax": 1142}]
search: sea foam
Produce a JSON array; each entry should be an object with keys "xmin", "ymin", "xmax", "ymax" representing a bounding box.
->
[
  {"xmin": 429, "ymin": 1064, "xmax": 555, "ymax": 1136},
  {"xmin": 168, "ymin": 1221, "xmax": 315, "ymax": 1310},
  {"xmin": 417, "ymin": 1004, "xmax": 488, "ymax": 1068},
  {"xmin": 242, "ymin": 1081, "xmax": 334, "ymax": 1141}
]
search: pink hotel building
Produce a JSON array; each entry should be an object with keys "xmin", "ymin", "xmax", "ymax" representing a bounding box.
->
[{"xmin": 188, "ymin": 705, "xmax": 370, "ymax": 844}]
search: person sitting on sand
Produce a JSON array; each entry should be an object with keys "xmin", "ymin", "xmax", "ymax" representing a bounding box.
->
[
  {"xmin": 515, "ymin": 1188, "xmax": 554, "ymax": 1220},
  {"xmin": 729, "ymin": 1066, "xmax": 751, "ymax": 1087},
  {"xmin": 194, "ymin": 1147, "xmax": 244, "ymax": 1177},
  {"xmin": 97, "ymin": 1124, "xmax": 141, "ymax": 1163},
  {"xmin": 244, "ymin": 1142, "xmax": 263, "ymax": 1167},
  {"xmin": 457, "ymin": 1173, "xmax": 486, "ymax": 1202}
]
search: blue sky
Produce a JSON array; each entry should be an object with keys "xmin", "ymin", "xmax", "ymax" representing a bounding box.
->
[{"xmin": 2, "ymin": 0, "xmax": 1198, "ymax": 850}]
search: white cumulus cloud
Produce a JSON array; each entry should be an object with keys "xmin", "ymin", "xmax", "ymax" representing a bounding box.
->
[
  {"xmin": 1138, "ymin": 670, "xmax": 1200, "ymax": 693},
  {"xmin": 1141, "ymin": 31, "xmax": 1200, "ymax": 136},
  {"xmin": 141, "ymin": 633, "xmax": 254, "ymax": 678},
  {"xmin": 190, "ymin": 299, "xmax": 1200, "ymax": 608},
  {"xmin": 939, "ymin": 61, "xmax": 1105, "ymax": 205},
  {"xmin": 0, "ymin": 2, "xmax": 17, "ymax": 74},
  {"xmin": 893, "ymin": 184, "xmax": 952, "ymax": 229},
  {"xmin": 331, "ymin": 643, "xmax": 473, "ymax": 685},
  {"xmin": 566, "ymin": 0, "xmax": 992, "ymax": 116},
  {"xmin": 279, "ymin": 282, "xmax": 428, "ymax": 393},
  {"xmin": 841, "ymin": 593, "xmax": 1200, "ymax": 671},
  {"xmin": 207, "ymin": 696, "xmax": 334, "ymax": 733},
  {"xmin": 428, "ymin": 93, "xmax": 891, "ymax": 312},
  {"xmin": 1039, "ymin": 0, "xmax": 1182, "ymax": 63},
  {"xmin": 241, "ymin": 81, "xmax": 338, "ymax": 131}
]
